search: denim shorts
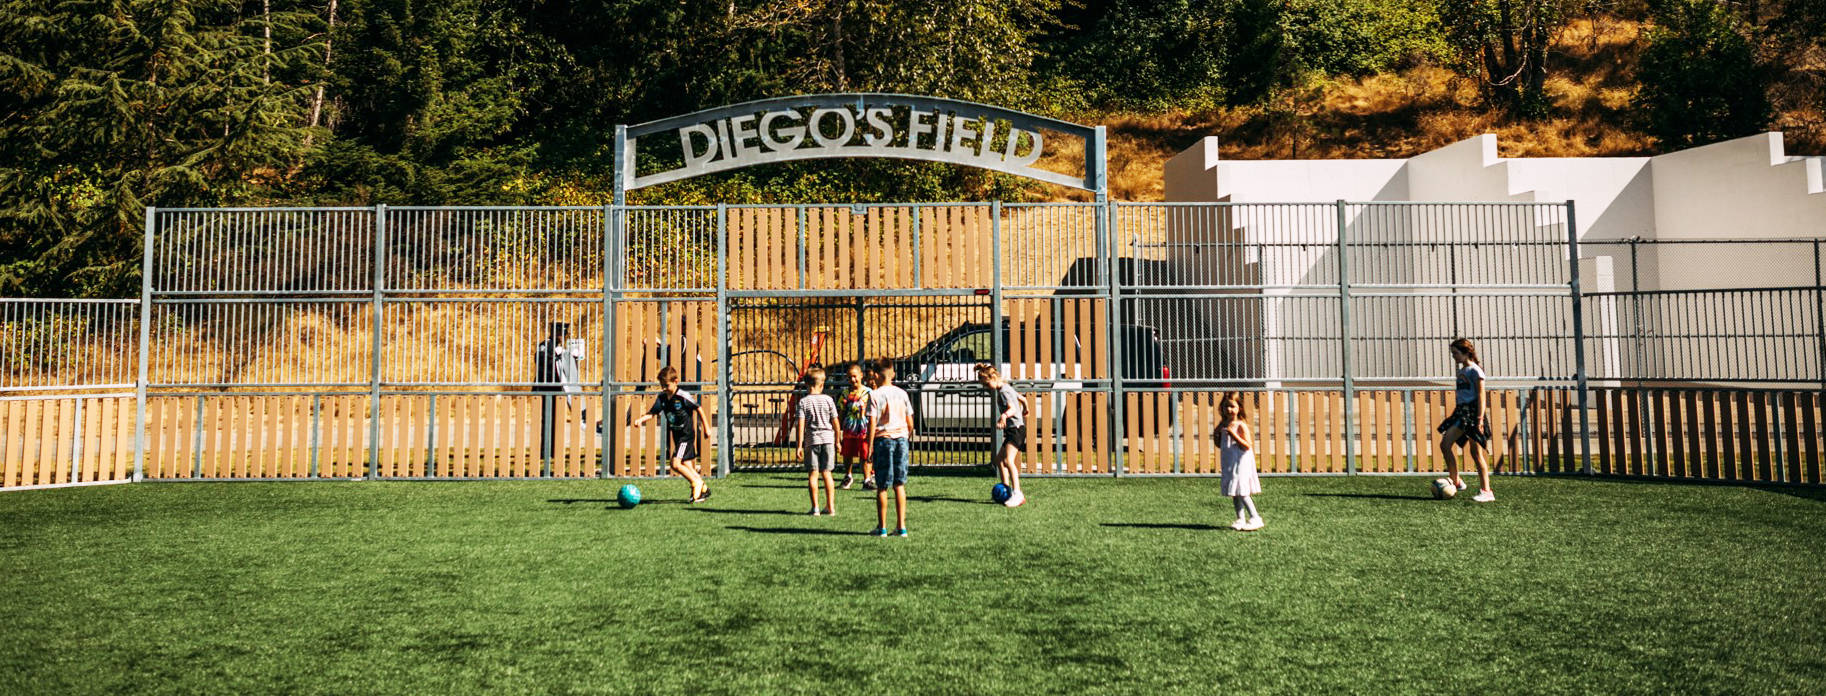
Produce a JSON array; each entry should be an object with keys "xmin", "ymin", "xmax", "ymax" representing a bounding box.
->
[{"xmin": 872, "ymin": 437, "xmax": 910, "ymax": 488}]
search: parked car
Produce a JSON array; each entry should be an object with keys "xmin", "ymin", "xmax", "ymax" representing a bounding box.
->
[{"xmin": 824, "ymin": 320, "xmax": 1170, "ymax": 435}]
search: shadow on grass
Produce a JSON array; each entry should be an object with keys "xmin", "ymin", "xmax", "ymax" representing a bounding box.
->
[
  {"xmin": 906, "ymin": 495, "xmax": 997, "ymax": 505},
  {"xmin": 727, "ymin": 525, "xmax": 873, "ymax": 537},
  {"xmin": 1100, "ymin": 522, "xmax": 1229, "ymax": 531},
  {"xmin": 1301, "ymin": 493, "xmax": 1432, "ymax": 502},
  {"xmin": 546, "ymin": 498, "xmax": 689, "ymax": 506},
  {"xmin": 686, "ymin": 508, "xmax": 806, "ymax": 516}
]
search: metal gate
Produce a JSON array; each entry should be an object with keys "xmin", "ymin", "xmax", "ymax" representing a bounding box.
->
[{"xmin": 724, "ymin": 295, "xmax": 995, "ymax": 471}]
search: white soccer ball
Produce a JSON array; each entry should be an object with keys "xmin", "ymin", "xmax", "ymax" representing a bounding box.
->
[{"xmin": 1432, "ymin": 478, "xmax": 1458, "ymax": 499}]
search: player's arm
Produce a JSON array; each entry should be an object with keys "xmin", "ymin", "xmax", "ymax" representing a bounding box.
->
[
  {"xmin": 1230, "ymin": 421, "xmax": 1253, "ymax": 451},
  {"xmin": 796, "ymin": 409, "xmax": 808, "ymax": 455},
  {"xmin": 694, "ymin": 400, "xmax": 710, "ymax": 438},
  {"xmin": 1474, "ymin": 370, "xmax": 1488, "ymax": 424},
  {"xmin": 632, "ymin": 400, "xmax": 657, "ymax": 427}
]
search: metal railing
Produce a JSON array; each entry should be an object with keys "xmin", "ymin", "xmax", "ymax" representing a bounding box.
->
[{"xmin": 3, "ymin": 201, "xmax": 1822, "ymax": 489}]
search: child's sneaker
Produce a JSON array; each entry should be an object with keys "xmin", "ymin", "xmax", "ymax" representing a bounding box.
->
[
  {"xmin": 1471, "ymin": 490, "xmax": 1496, "ymax": 503},
  {"xmin": 821, "ymin": 507, "xmax": 835, "ymax": 516},
  {"xmin": 1229, "ymin": 518, "xmax": 1247, "ymax": 530},
  {"xmin": 861, "ymin": 479, "xmax": 877, "ymax": 490},
  {"xmin": 1239, "ymin": 517, "xmax": 1264, "ymax": 531},
  {"xmin": 1007, "ymin": 491, "xmax": 1026, "ymax": 507},
  {"xmin": 894, "ymin": 528, "xmax": 909, "ymax": 537},
  {"xmin": 840, "ymin": 474, "xmax": 854, "ymax": 490},
  {"xmin": 872, "ymin": 527, "xmax": 888, "ymax": 537},
  {"xmin": 809, "ymin": 508, "xmax": 822, "ymax": 516}
]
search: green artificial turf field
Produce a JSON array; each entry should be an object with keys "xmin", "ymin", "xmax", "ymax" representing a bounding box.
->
[{"xmin": 3, "ymin": 473, "xmax": 1824, "ymax": 695}]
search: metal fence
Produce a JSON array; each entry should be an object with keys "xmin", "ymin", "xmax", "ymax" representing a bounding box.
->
[{"xmin": 4, "ymin": 202, "xmax": 1823, "ymax": 489}]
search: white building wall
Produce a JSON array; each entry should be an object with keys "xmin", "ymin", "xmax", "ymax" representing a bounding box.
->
[{"xmin": 1161, "ymin": 132, "xmax": 1824, "ymax": 385}]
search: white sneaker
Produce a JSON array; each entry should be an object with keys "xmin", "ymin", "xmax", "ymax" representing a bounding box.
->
[
  {"xmin": 1229, "ymin": 519, "xmax": 1246, "ymax": 530},
  {"xmin": 1471, "ymin": 490, "xmax": 1495, "ymax": 503},
  {"xmin": 1008, "ymin": 491, "xmax": 1026, "ymax": 507},
  {"xmin": 809, "ymin": 508, "xmax": 822, "ymax": 516},
  {"xmin": 1239, "ymin": 517, "xmax": 1264, "ymax": 531}
]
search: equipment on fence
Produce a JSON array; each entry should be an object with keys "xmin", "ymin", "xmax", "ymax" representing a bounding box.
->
[
  {"xmin": 991, "ymin": 483, "xmax": 1011, "ymax": 504},
  {"xmin": 1432, "ymin": 478, "xmax": 1458, "ymax": 500},
  {"xmin": 536, "ymin": 322, "xmax": 586, "ymax": 465},
  {"xmin": 618, "ymin": 484, "xmax": 642, "ymax": 509},
  {"xmin": 772, "ymin": 328, "xmax": 831, "ymax": 446}
]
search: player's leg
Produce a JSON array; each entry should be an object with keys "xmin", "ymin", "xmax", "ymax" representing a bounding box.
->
[
  {"xmin": 893, "ymin": 484, "xmax": 908, "ymax": 532},
  {"xmin": 820, "ymin": 466, "xmax": 837, "ymax": 515},
  {"xmin": 1439, "ymin": 425, "xmax": 1466, "ymax": 490},
  {"xmin": 1469, "ymin": 438, "xmax": 1494, "ymax": 500}
]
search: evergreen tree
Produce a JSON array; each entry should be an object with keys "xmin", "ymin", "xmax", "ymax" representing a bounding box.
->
[{"xmin": 0, "ymin": 0, "xmax": 321, "ymax": 296}]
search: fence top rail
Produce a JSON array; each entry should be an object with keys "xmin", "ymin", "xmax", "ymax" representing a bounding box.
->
[
  {"xmin": 1583, "ymin": 285, "xmax": 1823, "ymax": 297},
  {"xmin": 1113, "ymin": 200, "xmax": 1569, "ymax": 208},
  {"xmin": 0, "ymin": 297, "xmax": 140, "ymax": 305},
  {"xmin": 156, "ymin": 206, "xmax": 373, "ymax": 213},
  {"xmin": 1581, "ymin": 237, "xmax": 1826, "ymax": 245}
]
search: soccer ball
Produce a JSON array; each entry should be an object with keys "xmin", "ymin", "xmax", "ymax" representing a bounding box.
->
[
  {"xmin": 991, "ymin": 483, "xmax": 1011, "ymax": 504},
  {"xmin": 1432, "ymin": 478, "xmax": 1458, "ymax": 500},
  {"xmin": 617, "ymin": 484, "xmax": 643, "ymax": 509}
]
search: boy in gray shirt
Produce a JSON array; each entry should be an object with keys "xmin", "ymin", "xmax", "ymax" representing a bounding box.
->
[{"xmin": 795, "ymin": 367, "xmax": 841, "ymax": 516}]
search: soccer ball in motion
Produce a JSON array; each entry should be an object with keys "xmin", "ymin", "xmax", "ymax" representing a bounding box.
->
[
  {"xmin": 1431, "ymin": 478, "xmax": 1458, "ymax": 500},
  {"xmin": 991, "ymin": 483, "xmax": 1011, "ymax": 504},
  {"xmin": 617, "ymin": 484, "xmax": 643, "ymax": 509}
]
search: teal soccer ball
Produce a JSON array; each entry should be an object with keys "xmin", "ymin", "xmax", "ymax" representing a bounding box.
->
[{"xmin": 617, "ymin": 484, "xmax": 642, "ymax": 509}]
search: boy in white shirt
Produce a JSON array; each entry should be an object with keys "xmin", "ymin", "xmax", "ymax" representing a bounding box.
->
[{"xmin": 867, "ymin": 360, "xmax": 915, "ymax": 537}]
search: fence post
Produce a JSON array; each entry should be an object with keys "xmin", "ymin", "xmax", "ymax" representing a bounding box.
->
[
  {"xmin": 1567, "ymin": 201, "xmax": 1593, "ymax": 475},
  {"xmin": 1627, "ymin": 237, "xmax": 1653, "ymax": 474},
  {"xmin": 601, "ymin": 203, "xmax": 618, "ymax": 479},
  {"xmin": 1814, "ymin": 239, "xmax": 1824, "ymax": 393},
  {"xmin": 133, "ymin": 207, "xmax": 154, "ymax": 482},
  {"xmin": 368, "ymin": 204, "xmax": 386, "ymax": 479},
  {"xmin": 1335, "ymin": 201, "xmax": 1356, "ymax": 475},
  {"xmin": 715, "ymin": 203, "xmax": 731, "ymax": 479},
  {"xmin": 70, "ymin": 398, "xmax": 83, "ymax": 483},
  {"xmin": 309, "ymin": 394, "xmax": 322, "ymax": 478},
  {"xmin": 991, "ymin": 201, "xmax": 1005, "ymax": 460},
  {"xmin": 1103, "ymin": 200, "xmax": 1124, "ymax": 477}
]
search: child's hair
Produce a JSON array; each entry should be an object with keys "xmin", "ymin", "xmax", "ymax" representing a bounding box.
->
[
  {"xmin": 846, "ymin": 362, "xmax": 863, "ymax": 375},
  {"xmin": 656, "ymin": 365, "xmax": 679, "ymax": 384},
  {"xmin": 1216, "ymin": 392, "xmax": 1247, "ymax": 428},
  {"xmin": 1449, "ymin": 337, "xmax": 1480, "ymax": 364},
  {"xmin": 973, "ymin": 362, "xmax": 1000, "ymax": 381},
  {"xmin": 864, "ymin": 369, "xmax": 881, "ymax": 388},
  {"xmin": 806, "ymin": 366, "xmax": 826, "ymax": 382}
]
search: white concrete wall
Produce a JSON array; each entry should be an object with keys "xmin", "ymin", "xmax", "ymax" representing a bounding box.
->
[{"xmin": 1159, "ymin": 132, "xmax": 1825, "ymax": 385}]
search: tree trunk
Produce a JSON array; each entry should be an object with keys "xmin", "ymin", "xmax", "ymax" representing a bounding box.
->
[
  {"xmin": 304, "ymin": 0, "xmax": 338, "ymax": 147},
  {"xmin": 262, "ymin": 0, "xmax": 272, "ymax": 84}
]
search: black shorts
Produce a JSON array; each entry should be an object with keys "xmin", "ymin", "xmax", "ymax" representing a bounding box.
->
[
  {"xmin": 667, "ymin": 431, "xmax": 700, "ymax": 461},
  {"xmin": 1001, "ymin": 424, "xmax": 1028, "ymax": 450},
  {"xmin": 1436, "ymin": 404, "xmax": 1490, "ymax": 447}
]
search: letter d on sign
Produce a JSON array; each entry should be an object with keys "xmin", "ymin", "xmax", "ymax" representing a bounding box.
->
[{"xmin": 680, "ymin": 124, "xmax": 720, "ymax": 168}]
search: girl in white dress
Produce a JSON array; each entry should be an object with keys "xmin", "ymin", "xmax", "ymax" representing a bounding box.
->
[{"xmin": 1216, "ymin": 393, "xmax": 1263, "ymax": 531}]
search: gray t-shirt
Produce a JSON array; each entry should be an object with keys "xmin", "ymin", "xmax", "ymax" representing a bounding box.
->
[
  {"xmin": 796, "ymin": 393, "xmax": 839, "ymax": 445},
  {"xmin": 994, "ymin": 384, "xmax": 1025, "ymax": 428}
]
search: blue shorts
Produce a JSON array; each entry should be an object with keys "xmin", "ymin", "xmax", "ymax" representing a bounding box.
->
[{"xmin": 872, "ymin": 437, "xmax": 910, "ymax": 488}]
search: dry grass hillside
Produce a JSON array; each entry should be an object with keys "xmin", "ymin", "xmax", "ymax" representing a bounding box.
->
[{"xmin": 1053, "ymin": 19, "xmax": 1822, "ymax": 202}]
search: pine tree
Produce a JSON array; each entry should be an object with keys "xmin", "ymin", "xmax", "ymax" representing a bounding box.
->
[{"xmin": 0, "ymin": 0, "xmax": 321, "ymax": 296}]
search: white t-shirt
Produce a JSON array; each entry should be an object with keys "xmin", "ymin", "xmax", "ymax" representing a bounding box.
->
[
  {"xmin": 1455, "ymin": 363, "xmax": 1487, "ymax": 405},
  {"xmin": 868, "ymin": 384, "xmax": 913, "ymax": 439}
]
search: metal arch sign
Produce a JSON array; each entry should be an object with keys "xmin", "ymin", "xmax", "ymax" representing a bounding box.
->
[{"xmin": 614, "ymin": 94, "xmax": 1107, "ymax": 196}]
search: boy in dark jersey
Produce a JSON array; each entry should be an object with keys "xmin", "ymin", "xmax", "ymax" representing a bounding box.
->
[{"xmin": 631, "ymin": 366, "xmax": 712, "ymax": 502}]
